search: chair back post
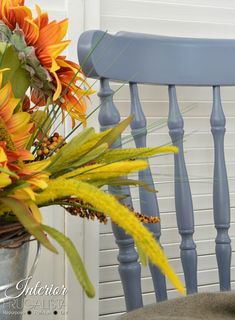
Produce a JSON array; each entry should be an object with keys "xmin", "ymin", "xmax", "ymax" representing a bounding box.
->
[
  {"xmin": 98, "ymin": 78, "xmax": 143, "ymax": 311},
  {"xmin": 168, "ymin": 85, "xmax": 197, "ymax": 294},
  {"xmin": 210, "ymin": 86, "xmax": 231, "ymax": 291},
  {"xmin": 130, "ymin": 82, "xmax": 167, "ymax": 301}
]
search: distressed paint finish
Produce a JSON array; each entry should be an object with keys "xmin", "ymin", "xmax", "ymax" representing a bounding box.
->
[
  {"xmin": 168, "ymin": 86, "xmax": 197, "ymax": 294},
  {"xmin": 129, "ymin": 83, "xmax": 167, "ymax": 301},
  {"xmin": 98, "ymin": 78, "xmax": 143, "ymax": 311},
  {"xmin": 210, "ymin": 86, "xmax": 231, "ymax": 291}
]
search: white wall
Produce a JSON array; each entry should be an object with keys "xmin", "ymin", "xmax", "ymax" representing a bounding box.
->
[
  {"xmin": 24, "ymin": 1, "xmax": 100, "ymax": 320},
  {"xmin": 101, "ymin": 0, "xmax": 235, "ymax": 38},
  {"xmin": 99, "ymin": 1, "xmax": 235, "ymax": 319}
]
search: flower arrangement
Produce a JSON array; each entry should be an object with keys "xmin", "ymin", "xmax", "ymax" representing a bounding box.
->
[{"xmin": 0, "ymin": 0, "xmax": 185, "ymax": 298}]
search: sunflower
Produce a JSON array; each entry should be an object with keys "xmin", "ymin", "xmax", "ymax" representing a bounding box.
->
[
  {"xmin": 0, "ymin": 0, "xmax": 91, "ymax": 126},
  {"xmin": 0, "ymin": 142, "xmax": 11, "ymax": 188},
  {"xmin": 0, "ymin": 69, "xmax": 50, "ymax": 201},
  {"xmin": 0, "ymin": 69, "xmax": 33, "ymax": 152}
]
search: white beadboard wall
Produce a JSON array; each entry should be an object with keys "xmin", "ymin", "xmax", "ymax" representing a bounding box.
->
[
  {"xmin": 24, "ymin": 1, "xmax": 70, "ymax": 320},
  {"xmin": 99, "ymin": 1, "xmax": 235, "ymax": 319},
  {"xmin": 26, "ymin": 2, "xmax": 100, "ymax": 320}
]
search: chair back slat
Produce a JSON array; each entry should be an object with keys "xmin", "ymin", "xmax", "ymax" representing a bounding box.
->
[
  {"xmin": 210, "ymin": 86, "xmax": 231, "ymax": 291},
  {"xmin": 98, "ymin": 79, "xmax": 143, "ymax": 311},
  {"xmin": 168, "ymin": 86, "xmax": 198, "ymax": 294},
  {"xmin": 129, "ymin": 83, "xmax": 167, "ymax": 301},
  {"xmin": 78, "ymin": 30, "xmax": 235, "ymax": 85}
]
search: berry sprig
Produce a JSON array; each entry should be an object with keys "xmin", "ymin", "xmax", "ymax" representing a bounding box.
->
[{"xmin": 35, "ymin": 132, "xmax": 65, "ymax": 160}]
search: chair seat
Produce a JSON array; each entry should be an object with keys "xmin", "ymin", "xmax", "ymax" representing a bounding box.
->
[{"xmin": 119, "ymin": 292, "xmax": 235, "ymax": 320}]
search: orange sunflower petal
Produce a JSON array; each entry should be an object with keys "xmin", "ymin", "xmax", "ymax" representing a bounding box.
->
[
  {"xmin": 52, "ymin": 71, "xmax": 62, "ymax": 101},
  {"xmin": 7, "ymin": 112, "xmax": 31, "ymax": 133},
  {"xmin": 19, "ymin": 159, "xmax": 50, "ymax": 175}
]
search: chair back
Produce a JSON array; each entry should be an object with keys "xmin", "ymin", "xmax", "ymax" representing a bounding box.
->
[{"xmin": 77, "ymin": 31, "xmax": 233, "ymax": 311}]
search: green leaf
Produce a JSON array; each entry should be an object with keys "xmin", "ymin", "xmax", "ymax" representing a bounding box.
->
[
  {"xmin": 0, "ymin": 167, "xmax": 19, "ymax": 178},
  {"xmin": 0, "ymin": 181, "xmax": 30, "ymax": 198},
  {"xmin": 42, "ymin": 224, "xmax": 95, "ymax": 298},
  {"xmin": 0, "ymin": 45, "xmax": 30, "ymax": 99},
  {"xmin": 48, "ymin": 128, "xmax": 95, "ymax": 173},
  {"xmin": 96, "ymin": 115, "xmax": 134, "ymax": 147},
  {"xmin": 31, "ymin": 111, "xmax": 52, "ymax": 136},
  {"xmin": 66, "ymin": 128, "xmax": 95, "ymax": 150},
  {"xmin": 92, "ymin": 178, "xmax": 157, "ymax": 193},
  {"xmin": 11, "ymin": 66, "xmax": 30, "ymax": 99},
  {"xmin": 27, "ymin": 110, "xmax": 52, "ymax": 149},
  {"xmin": 68, "ymin": 143, "xmax": 108, "ymax": 169},
  {"xmin": 0, "ymin": 198, "xmax": 57, "ymax": 253},
  {"xmin": 53, "ymin": 143, "xmax": 109, "ymax": 178}
]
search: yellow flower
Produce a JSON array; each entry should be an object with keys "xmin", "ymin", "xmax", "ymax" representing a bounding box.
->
[
  {"xmin": 0, "ymin": 78, "xmax": 33, "ymax": 151},
  {"xmin": 61, "ymin": 160, "xmax": 148, "ymax": 180},
  {"xmin": 36, "ymin": 178, "xmax": 185, "ymax": 295},
  {"xmin": 0, "ymin": 69, "xmax": 50, "ymax": 198}
]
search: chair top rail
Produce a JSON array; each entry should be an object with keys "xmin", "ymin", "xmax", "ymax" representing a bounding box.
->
[{"xmin": 77, "ymin": 30, "xmax": 235, "ymax": 86}]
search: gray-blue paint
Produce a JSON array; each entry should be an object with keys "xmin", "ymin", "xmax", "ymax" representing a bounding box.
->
[
  {"xmin": 77, "ymin": 30, "xmax": 232, "ymax": 311},
  {"xmin": 98, "ymin": 79, "xmax": 143, "ymax": 311},
  {"xmin": 78, "ymin": 30, "xmax": 235, "ymax": 85},
  {"xmin": 168, "ymin": 86, "xmax": 197, "ymax": 294},
  {"xmin": 210, "ymin": 86, "xmax": 231, "ymax": 291},
  {"xmin": 130, "ymin": 83, "xmax": 167, "ymax": 301}
]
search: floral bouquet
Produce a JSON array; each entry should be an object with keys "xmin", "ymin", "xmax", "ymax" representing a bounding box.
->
[{"xmin": 0, "ymin": 0, "xmax": 185, "ymax": 298}]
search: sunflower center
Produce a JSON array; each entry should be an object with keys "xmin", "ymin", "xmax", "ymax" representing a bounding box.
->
[{"xmin": 0, "ymin": 117, "xmax": 16, "ymax": 151}]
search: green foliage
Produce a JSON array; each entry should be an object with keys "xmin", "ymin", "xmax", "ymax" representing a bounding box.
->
[
  {"xmin": 69, "ymin": 143, "xmax": 108, "ymax": 169},
  {"xmin": 48, "ymin": 116, "xmax": 134, "ymax": 176},
  {"xmin": 0, "ymin": 44, "xmax": 30, "ymax": 100},
  {"xmin": 27, "ymin": 110, "xmax": 52, "ymax": 149},
  {"xmin": 42, "ymin": 224, "xmax": 95, "ymax": 298},
  {"xmin": 95, "ymin": 115, "xmax": 133, "ymax": 147},
  {"xmin": 92, "ymin": 178, "xmax": 157, "ymax": 193},
  {"xmin": 0, "ymin": 198, "xmax": 57, "ymax": 253},
  {"xmin": 47, "ymin": 128, "xmax": 95, "ymax": 174}
]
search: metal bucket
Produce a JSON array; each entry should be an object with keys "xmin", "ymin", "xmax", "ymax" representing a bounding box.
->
[{"xmin": 0, "ymin": 241, "xmax": 40, "ymax": 320}]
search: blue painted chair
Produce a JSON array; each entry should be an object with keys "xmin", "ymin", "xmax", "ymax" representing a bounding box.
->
[{"xmin": 77, "ymin": 31, "xmax": 233, "ymax": 316}]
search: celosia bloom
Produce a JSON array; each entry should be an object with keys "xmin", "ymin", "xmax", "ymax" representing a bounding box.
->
[{"xmin": 0, "ymin": 0, "xmax": 90, "ymax": 126}]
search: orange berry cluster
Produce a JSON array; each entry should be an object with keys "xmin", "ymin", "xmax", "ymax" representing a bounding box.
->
[
  {"xmin": 36, "ymin": 132, "xmax": 65, "ymax": 159},
  {"xmin": 134, "ymin": 212, "xmax": 160, "ymax": 224},
  {"xmin": 63, "ymin": 199, "xmax": 160, "ymax": 225},
  {"xmin": 63, "ymin": 199, "xmax": 109, "ymax": 224}
]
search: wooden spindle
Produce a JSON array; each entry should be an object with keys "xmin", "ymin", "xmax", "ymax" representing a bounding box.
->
[
  {"xmin": 98, "ymin": 78, "xmax": 143, "ymax": 311},
  {"xmin": 168, "ymin": 85, "xmax": 197, "ymax": 294},
  {"xmin": 210, "ymin": 86, "xmax": 231, "ymax": 291},
  {"xmin": 130, "ymin": 83, "xmax": 167, "ymax": 301}
]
